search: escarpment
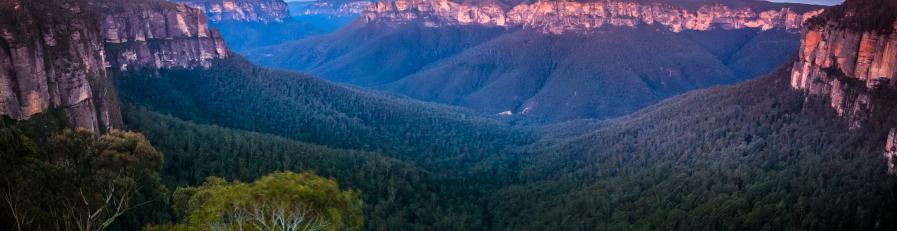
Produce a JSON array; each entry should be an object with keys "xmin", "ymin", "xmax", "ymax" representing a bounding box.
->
[
  {"xmin": 789, "ymin": 21, "xmax": 897, "ymax": 123},
  {"xmin": 99, "ymin": 1, "xmax": 229, "ymax": 71},
  {"xmin": 1, "ymin": 0, "xmax": 230, "ymax": 132},
  {"xmin": 788, "ymin": 0, "xmax": 897, "ymax": 173},
  {"xmin": 296, "ymin": 0, "xmax": 373, "ymax": 17},
  {"xmin": 363, "ymin": 0, "xmax": 824, "ymax": 34},
  {"xmin": 172, "ymin": 0, "xmax": 290, "ymax": 23},
  {"xmin": 0, "ymin": 0, "xmax": 118, "ymax": 134}
]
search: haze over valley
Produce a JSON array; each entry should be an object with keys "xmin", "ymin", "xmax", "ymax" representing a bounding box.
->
[{"xmin": 1, "ymin": 0, "xmax": 896, "ymax": 230}]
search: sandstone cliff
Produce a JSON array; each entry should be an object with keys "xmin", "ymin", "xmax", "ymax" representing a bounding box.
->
[
  {"xmin": 363, "ymin": 0, "xmax": 824, "ymax": 33},
  {"xmin": 789, "ymin": 0, "xmax": 897, "ymax": 173},
  {"xmin": 173, "ymin": 0, "xmax": 290, "ymax": 23},
  {"xmin": 99, "ymin": 1, "xmax": 229, "ymax": 71},
  {"xmin": 886, "ymin": 128, "xmax": 897, "ymax": 174},
  {"xmin": 296, "ymin": 0, "xmax": 372, "ymax": 17},
  {"xmin": 1, "ymin": 0, "xmax": 230, "ymax": 133},
  {"xmin": 0, "ymin": 0, "xmax": 119, "ymax": 134},
  {"xmin": 789, "ymin": 22, "xmax": 897, "ymax": 123}
]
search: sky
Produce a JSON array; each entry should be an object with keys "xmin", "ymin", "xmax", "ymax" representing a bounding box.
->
[
  {"xmin": 769, "ymin": 0, "xmax": 843, "ymax": 5},
  {"xmin": 284, "ymin": 0, "xmax": 845, "ymax": 6}
]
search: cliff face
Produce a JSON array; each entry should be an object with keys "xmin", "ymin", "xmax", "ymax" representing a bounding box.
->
[
  {"xmin": 789, "ymin": 0, "xmax": 897, "ymax": 174},
  {"xmin": 0, "ymin": 0, "xmax": 230, "ymax": 133},
  {"xmin": 789, "ymin": 22, "xmax": 897, "ymax": 122},
  {"xmin": 173, "ymin": 0, "xmax": 289, "ymax": 23},
  {"xmin": 295, "ymin": 0, "xmax": 372, "ymax": 17},
  {"xmin": 0, "ymin": 0, "xmax": 119, "ymax": 134},
  {"xmin": 363, "ymin": 0, "xmax": 823, "ymax": 33},
  {"xmin": 99, "ymin": 2, "xmax": 229, "ymax": 71},
  {"xmin": 886, "ymin": 128, "xmax": 897, "ymax": 175}
]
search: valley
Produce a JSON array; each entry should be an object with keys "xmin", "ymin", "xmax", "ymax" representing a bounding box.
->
[
  {"xmin": 1, "ymin": 0, "xmax": 896, "ymax": 230},
  {"xmin": 244, "ymin": 0, "xmax": 825, "ymax": 122}
]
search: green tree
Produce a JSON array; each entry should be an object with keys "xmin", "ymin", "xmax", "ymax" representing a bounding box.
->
[
  {"xmin": 153, "ymin": 171, "xmax": 363, "ymax": 231},
  {"xmin": 0, "ymin": 128, "xmax": 166, "ymax": 231}
]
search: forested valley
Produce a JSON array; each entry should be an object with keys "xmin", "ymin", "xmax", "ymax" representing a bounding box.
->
[{"xmin": 2, "ymin": 0, "xmax": 897, "ymax": 230}]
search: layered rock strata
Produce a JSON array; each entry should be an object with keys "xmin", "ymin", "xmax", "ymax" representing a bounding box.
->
[
  {"xmin": 789, "ymin": 21, "xmax": 897, "ymax": 124},
  {"xmin": 0, "ymin": 0, "xmax": 118, "ymax": 133},
  {"xmin": 1, "ymin": 0, "xmax": 230, "ymax": 133},
  {"xmin": 173, "ymin": 0, "xmax": 290, "ymax": 23},
  {"xmin": 99, "ymin": 2, "xmax": 229, "ymax": 71},
  {"xmin": 363, "ymin": 0, "xmax": 824, "ymax": 33},
  {"xmin": 298, "ymin": 0, "xmax": 373, "ymax": 17},
  {"xmin": 789, "ymin": 0, "xmax": 897, "ymax": 174}
]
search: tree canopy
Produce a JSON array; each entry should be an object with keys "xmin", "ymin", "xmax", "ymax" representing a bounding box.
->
[{"xmin": 151, "ymin": 172, "xmax": 363, "ymax": 231}]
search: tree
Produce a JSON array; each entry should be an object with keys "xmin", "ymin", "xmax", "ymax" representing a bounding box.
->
[
  {"xmin": 0, "ymin": 128, "xmax": 166, "ymax": 231},
  {"xmin": 152, "ymin": 171, "xmax": 363, "ymax": 231}
]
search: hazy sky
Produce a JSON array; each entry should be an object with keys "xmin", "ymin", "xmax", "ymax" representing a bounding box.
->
[
  {"xmin": 769, "ymin": 0, "xmax": 843, "ymax": 5},
  {"xmin": 284, "ymin": 0, "xmax": 845, "ymax": 6}
]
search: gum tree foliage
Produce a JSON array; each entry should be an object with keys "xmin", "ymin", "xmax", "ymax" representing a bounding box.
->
[
  {"xmin": 0, "ymin": 127, "xmax": 165, "ymax": 231},
  {"xmin": 149, "ymin": 172, "xmax": 363, "ymax": 231}
]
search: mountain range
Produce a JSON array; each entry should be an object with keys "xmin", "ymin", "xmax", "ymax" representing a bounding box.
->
[
  {"xmin": 1, "ymin": 0, "xmax": 896, "ymax": 230},
  {"xmin": 245, "ymin": 0, "xmax": 827, "ymax": 122}
]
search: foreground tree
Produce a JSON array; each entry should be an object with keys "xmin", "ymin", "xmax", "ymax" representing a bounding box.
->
[
  {"xmin": 151, "ymin": 172, "xmax": 363, "ymax": 231},
  {"xmin": 0, "ymin": 128, "xmax": 166, "ymax": 231}
]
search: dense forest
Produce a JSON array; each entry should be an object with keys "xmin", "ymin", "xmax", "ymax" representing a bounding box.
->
[
  {"xmin": 806, "ymin": 0, "xmax": 897, "ymax": 32},
  {"xmin": 243, "ymin": 22, "xmax": 803, "ymax": 122},
  {"xmin": 111, "ymin": 54, "xmax": 897, "ymax": 230},
  {"xmin": 490, "ymin": 66, "xmax": 897, "ymax": 230},
  {"xmin": 122, "ymin": 106, "xmax": 489, "ymax": 230},
  {"xmin": 113, "ymin": 57, "xmax": 536, "ymax": 229},
  {"xmin": 4, "ymin": 0, "xmax": 897, "ymax": 230}
]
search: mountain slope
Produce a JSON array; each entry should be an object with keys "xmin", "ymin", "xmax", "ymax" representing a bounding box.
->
[
  {"xmin": 489, "ymin": 1, "xmax": 897, "ymax": 228},
  {"xmin": 121, "ymin": 107, "xmax": 451, "ymax": 230},
  {"xmin": 244, "ymin": 0, "xmax": 823, "ymax": 122},
  {"xmin": 114, "ymin": 56, "xmax": 531, "ymax": 172},
  {"xmin": 492, "ymin": 63, "xmax": 897, "ymax": 230},
  {"xmin": 247, "ymin": 24, "xmax": 802, "ymax": 121}
]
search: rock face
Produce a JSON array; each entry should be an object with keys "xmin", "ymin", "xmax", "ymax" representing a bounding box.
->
[
  {"xmin": 0, "ymin": 0, "xmax": 230, "ymax": 133},
  {"xmin": 363, "ymin": 0, "xmax": 823, "ymax": 34},
  {"xmin": 296, "ymin": 0, "xmax": 373, "ymax": 17},
  {"xmin": 789, "ymin": 22, "xmax": 897, "ymax": 125},
  {"xmin": 0, "ymin": 0, "xmax": 119, "ymax": 134},
  {"xmin": 173, "ymin": 0, "xmax": 289, "ymax": 23},
  {"xmin": 886, "ymin": 128, "xmax": 897, "ymax": 174},
  {"xmin": 99, "ymin": 1, "xmax": 229, "ymax": 71},
  {"xmin": 789, "ymin": 0, "xmax": 897, "ymax": 174}
]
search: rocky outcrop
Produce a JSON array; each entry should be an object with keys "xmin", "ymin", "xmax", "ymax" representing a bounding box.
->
[
  {"xmin": 99, "ymin": 1, "xmax": 229, "ymax": 71},
  {"xmin": 789, "ymin": 0, "xmax": 897, "ymax": 174},
  {"xmin": 886, "ymin": 129, "xmax": 897, "ymax": 174},
  {"xmin": 173, "ymin": 0, "xmax": 289, "ymax": 23},
  {"xmin": 789, "ymin": 22, "xmax": 897, "ymax": 125},
  {"xmin": 0, "ymin": 0, "xmax": 119, "ymax": 134},
  {"xmin": 363, "ymin": 0, "xmax": 824, "ymax": 34},
  {"xmin": 296, "ymin": 0, "xmax": 372, "ymax": 17},
  {"xmin": 1, "ymin": 0, "xmax": 230, "ymax": 133}
]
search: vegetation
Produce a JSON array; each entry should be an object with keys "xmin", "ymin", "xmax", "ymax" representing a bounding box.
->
[
  {"xmin": 243, "ymin": 23, "xmax": 802, "ymax": 122},
  {"xmin": 149, "ymin": 172, "xmax": 363, "ymax": 231},
  {"xmin": 806, "ymin": 0, "xmax": 897, "ymax": 33},
  {"xmin": 114, "ymin": 57, "xmax": 531, "ymax": 171},
  {"xmin": 0, "ymin": 126, "xmax": 166, "ymax": 231},
  {"xmin": 489, "ymin": 67, "xmax": 897, "ymax": 230},
  {"xmin": 5, "ymin": 1, "xmax": 897, "ymax": 230},
  {"xmin": 122, "ymin": 106, "xmax": 465, "ymax": 230}
]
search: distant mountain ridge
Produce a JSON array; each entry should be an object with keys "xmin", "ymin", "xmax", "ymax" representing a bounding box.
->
[
  {"xmin": 246, "ymin": 0, "xmax": 824, "ymax": 122},
  {"xmin": 363, "ymin": 0, "xmax": 824, "ymax": 34},
  {"xmin": 171, "ymin": 0, "xmax": 290, "ymax": 23},
  {"xmin": 292, "ymin": 0, "xmax": 373, "ymax": 17}
]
